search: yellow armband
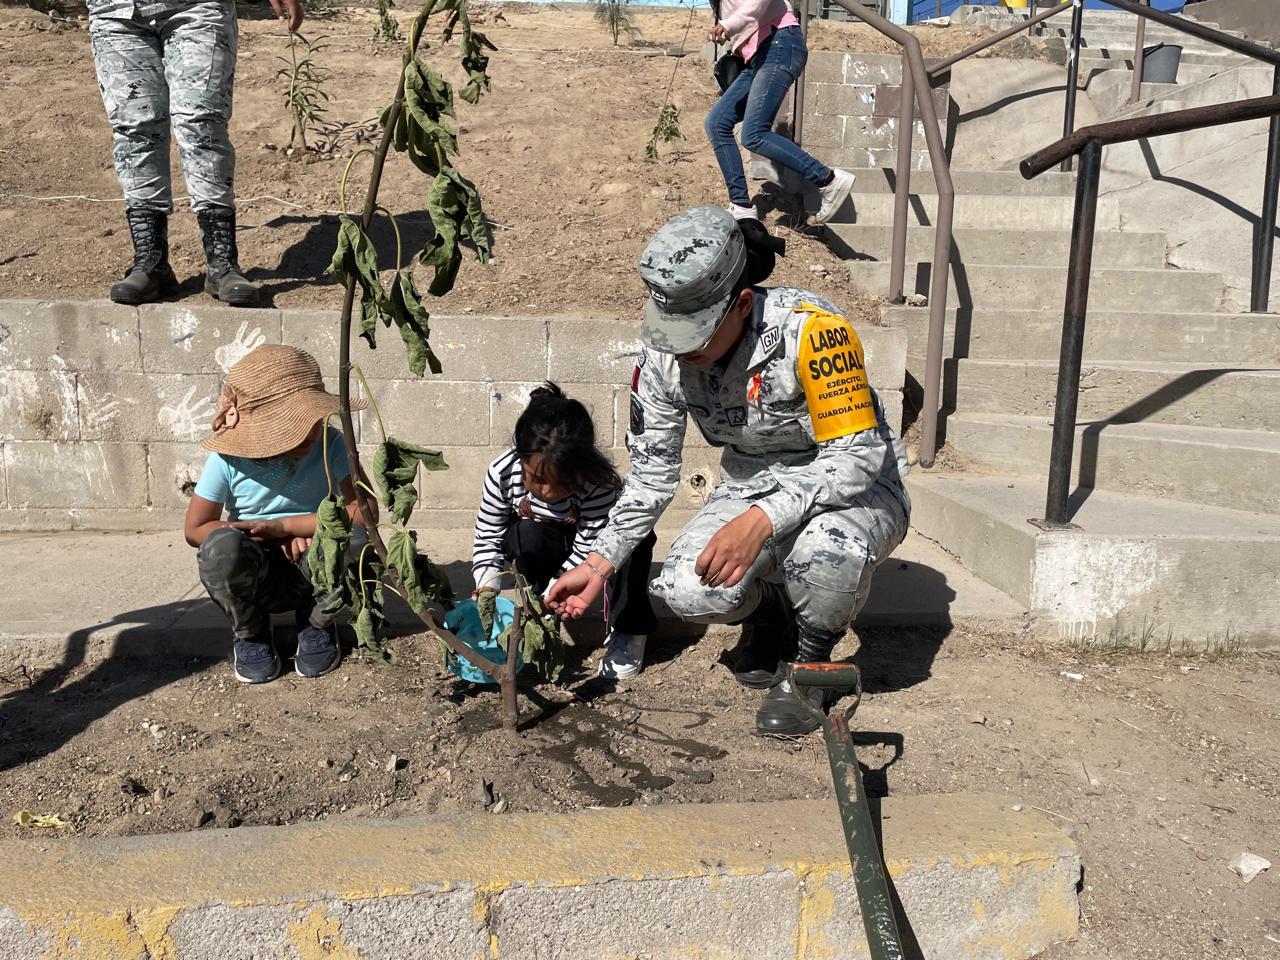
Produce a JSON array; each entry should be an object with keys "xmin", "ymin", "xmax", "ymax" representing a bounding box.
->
[{"xmin": 795, "ymin": 303, "xmax": 878, "ymax": 442}]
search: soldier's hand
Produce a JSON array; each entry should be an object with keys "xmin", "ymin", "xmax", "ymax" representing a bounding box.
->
[
  {"xmin": 269, "ymin": 0, "xmax": 304, "ymax": 32},
  {"xmin": 696, "ymin": 506, "xmax": 773, "ymax": 589},
  {"xmin": 545, "ymin": 565, "xmax": 604, "ymax": 620}
]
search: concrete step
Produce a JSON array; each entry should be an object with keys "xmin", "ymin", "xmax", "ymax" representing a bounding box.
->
[
  {"xmin": 828, "ymin": 224, "xmax": 1167, "ymax": 269},
  {"xmin": 1056, "ymin": 43, "xmax": 1258, "ymax": 66},
  {"xmin": 950, "ymin": 358, "xmax": 1280, "ymax": 432},
  {"xmin": 883, "ymin": 305, "xmax": 1280, "ymax": 365},
  {"xmin": 849, "ymin": 262, "xmax": 1225, "ymax": 312},
  {"xmin": 1079, "ymin": 59, "xmax": 1239, "ymax": 86},
  {"xmin": 947, "ymin": 413, "xmax": 1280, "ymax": 515},
  {"xmin": 847, "ymin": 194, "xmax": 1122, "ymax": 230},
  {"xmin": 908, "ymin": 471, "xmax": 1280, "ymax": 647},
  {"xmin": 842, "ymin": 167, "xmax": 1077, "ymax": 196}
]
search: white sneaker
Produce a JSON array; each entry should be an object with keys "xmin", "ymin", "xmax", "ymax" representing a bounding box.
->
[
  {"xmin": 728, "ymin": 203, "xmax": 759, "ymax": 221},
  {"xmin": 597, "ymin": 631, "xmax": 647, "ymax": 680},
  {"xmin": 813, "ymin": 169, "xmax": 855, "ymax": 224}
]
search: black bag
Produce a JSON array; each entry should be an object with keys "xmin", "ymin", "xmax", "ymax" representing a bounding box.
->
[
  {"xmin": 709, "ymin": 0, "xmax": 743, "ymax": 92},
  {"xmin": 714, "ymin": 51, "xmax": 744, "ymax": 92}
]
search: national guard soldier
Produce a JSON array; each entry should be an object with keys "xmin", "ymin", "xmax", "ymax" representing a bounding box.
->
[
  {"xmin": 547, "ymin": 206, "xmax": 911, "ymax": 736},
  {"xmin": 89, "ymin": 0, "xmax": 302, "ymax": 306}
]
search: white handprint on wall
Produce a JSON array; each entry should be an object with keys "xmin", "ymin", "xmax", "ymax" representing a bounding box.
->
[
  {"xmin": 214, "ymin": 321, "xmax": 267, "ymax": 373},
  {"xmin": 158, "ymin": 386, "xmax": 214, "ymax": 440}
]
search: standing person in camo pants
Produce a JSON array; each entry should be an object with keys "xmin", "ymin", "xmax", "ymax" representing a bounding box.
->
[{"xmin": 88, "ymin": 0, "xmax": 303, "ymax": 306}]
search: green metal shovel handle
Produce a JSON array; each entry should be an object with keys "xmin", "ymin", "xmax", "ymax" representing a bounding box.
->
[{"xmin": 787, "ymin": 661, "xmax": 905, "ymax": 960}]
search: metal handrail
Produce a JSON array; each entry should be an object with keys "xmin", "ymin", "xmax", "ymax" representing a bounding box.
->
[
  {"xmin": 1099, "ymin": 0, "xmax": 1280, "ymax": 67},
  {"xmin": 926, "ymin": 0, "xmax": 1074, "ymax": 76},
  {"xmin": 824, "ymin": 0, "xmax": 955, "ymax": 470},
  {"xmin": 1022, "ymin": 94, "xmax": 1280, "ymax": 176},
  {"xmin": 1021, "ymin": 94, "xmax": 1280, "ymax": 527}
]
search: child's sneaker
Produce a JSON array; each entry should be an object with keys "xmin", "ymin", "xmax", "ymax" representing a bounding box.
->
[
  {"xmin": 295, "ymin": 623, "xmax": 340, "ymax": 679},
  {"xmin": 598, "ymin": 631, "xmax": 647, "ymax": 680},
  {"xmin": 233, "ymin": 629, "xmax": 281, "ymax": 684},
  {"xmin": 728, "ymin": 203, "xmax": 759, "ymax": 222},
  {"xmin": 813, "ymin": 169, "xmax": 855, "ymax": 224}
]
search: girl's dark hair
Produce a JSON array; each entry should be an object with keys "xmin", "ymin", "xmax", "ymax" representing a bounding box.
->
[
  {"xmin": 730, "ymin": 217, "xmax": 785, "ymax": 301},
  {"xmin": 514, "ymin": 382, "xmax": 622, "ymax": 493}
]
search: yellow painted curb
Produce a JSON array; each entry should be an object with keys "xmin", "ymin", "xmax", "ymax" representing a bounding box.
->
[{"xmin": 1, "ymin": 794, "xmax": 1079, "ymax": 960}]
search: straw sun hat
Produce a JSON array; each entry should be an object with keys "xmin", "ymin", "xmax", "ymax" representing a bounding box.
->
[{"xmin": 202, "ymin": 344, "xmax": 367, "ymax": 459}]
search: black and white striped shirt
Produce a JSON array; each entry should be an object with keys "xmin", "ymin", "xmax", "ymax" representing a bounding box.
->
[{"xmin": 472, "ymin": 447, "xmax": 619, "ymax": 590}]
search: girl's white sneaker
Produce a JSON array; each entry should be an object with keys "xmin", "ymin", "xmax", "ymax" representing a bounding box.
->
[{"xmin": 598, "ymin": 631, "xmax": 647, "ymax": 680}]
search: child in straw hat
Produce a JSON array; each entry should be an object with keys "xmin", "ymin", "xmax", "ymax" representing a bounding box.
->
[{"xmin": 184, "ymin": 344, "xmax": 375, "ymax": 684}]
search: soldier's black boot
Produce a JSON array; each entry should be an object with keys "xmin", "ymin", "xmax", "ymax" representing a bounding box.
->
[
  {"xmin": 109, "ymin": 209, "xmax": 178, "ymax": 305},
  {"xmin": 197, "ymin": 205, "xmax": 259, "ymax": 306},
  {"xmin": 755, "ymin": 628, "xmax": 844, "ymax": 736},
  {"xmin": 733, "ymin": 580, "xmax": 798, "ymax": 688}
]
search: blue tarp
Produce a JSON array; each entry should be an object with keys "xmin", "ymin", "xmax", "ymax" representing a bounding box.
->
[{"xmin": 909, "ymin": 0, "xmax": 1187, "ymax": 22}]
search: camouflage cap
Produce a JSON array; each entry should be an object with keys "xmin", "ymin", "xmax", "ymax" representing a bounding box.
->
[{"xmin": 638, "ymin": 205, "xmax": 747, "ymax": 354}]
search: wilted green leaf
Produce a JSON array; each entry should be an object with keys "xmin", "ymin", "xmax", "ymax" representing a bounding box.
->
[
  {"xmin": 385, "ymin": 529, "xmax": 454, "ymax": 615},
  {"xmin": 420, "ymin": 167, "xmax": 491, "ymax": 297},
  {"xmin": 373, "ymin": 436, "xmax": 447, "ymax": 524},
  {"xmin": 520, "ymin": 612, "xmax": 564, "ymax": 682},
  {"xmin": 476, "ymin": 588, "xmax": 497, "ymax": 639},
  {"xmin": 309, "ymin": 494, "xmax": 352, "ymax": 597},
  {"xmin": 402, "ymin": 58, "xmax": 458, "ymax": 162},
  {"xmin": 349, "ymin": 552, "xmax": 390, "ymax": 662},
  {"xmin": 445, "ymin": 2, "xmax": 496, "ymax": 104},
  {"xmin": 327, "ymin": 214, "xmax": 387, "ymax": 346},
  {"xmin": 387, "ymin": 271, "xmax": 442, "ymax": 377}
]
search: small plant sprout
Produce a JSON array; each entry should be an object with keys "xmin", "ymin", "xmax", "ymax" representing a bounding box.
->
[
  {"xmin": 375, "ymin": 0, "xmax": 403, "ymax": 44},
  {"xmin": 645, "ymin": 0, "xmax": 696, "ymax": 160},
  {"xmin": 275, "ymin": 32, "xmax": 332, "ymax": 151},
  {"xmin": 592, "ymin": 0, "xmax": 640, "ymax": 46},
  {"xmin": 647, "ymin": 103, "xmax": 683, "ymax": 160}
]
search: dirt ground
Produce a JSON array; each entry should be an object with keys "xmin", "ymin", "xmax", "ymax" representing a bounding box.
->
[
  {"xmin": 5, "ymin": 7, "xmax": 1276, "ymax": 958},
  {"xmin": 0, "ymin": 4, "xmax": 1051, "ymax": 327},
  {"xmin": 1, "ymin": 621, "xmax": 1277, "ymax": 959}
]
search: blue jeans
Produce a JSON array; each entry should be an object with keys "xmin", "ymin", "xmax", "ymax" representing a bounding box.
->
[{"xmin": 704, "ymin": 26, "xmax": 832, "ymax": 208}]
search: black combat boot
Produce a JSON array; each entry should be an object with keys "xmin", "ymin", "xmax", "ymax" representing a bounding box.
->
[
  {"xmin": 109, "ymin": 209, "xmax": 179, "ymax": 305},
  {"xmin": 197, "ymin": 205, "xmax": 259, "ymax": 306},
  {"xmin": 732, "ymin": 580, "xmax": 798, "ymax": 688},
  {"xmin": 755, "ymin": 628, "xmax": 845, "ymax": 736}
]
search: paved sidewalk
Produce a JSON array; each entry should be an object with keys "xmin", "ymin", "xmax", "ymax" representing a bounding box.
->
[{"xmin": 0, "ymin": 528, "xmax": 1025, "ymax": 667}]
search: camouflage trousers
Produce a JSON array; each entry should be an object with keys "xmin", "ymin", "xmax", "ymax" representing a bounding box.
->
[
  {"xmin": 89, "ymin": 0, "xmax": 237, "ymax": 214},
  {"xmin": 197, "ymin": 526, "xmax": 367, "ymax": 639},
  {"xmin": 651, "ymin": 476, "xmax": 910, "ymax": 643}
]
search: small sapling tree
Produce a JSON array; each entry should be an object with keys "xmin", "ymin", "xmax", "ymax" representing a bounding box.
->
[
  {"xmin": 276, "ymin": 32, "xmax": 332, "ymax": 151},
  {"xmin": 645, "ymin": 0, "xmax": 698, "ymax": 160},
  {"xmin": 324, "ymin": 0, "xmax": 562, "ymax": 731},
  {"xmin": 592, "ymin": 0, "xmax": 639, "ymax": 46},
  {"xmin": 375, "ymin": 0, "xmax": 403, "ymax": 43}
]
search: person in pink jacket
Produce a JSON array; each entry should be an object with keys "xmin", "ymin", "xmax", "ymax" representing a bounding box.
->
[{"xmin": 706, "ymin": 0, "xmax": 854, "ymax": 224}]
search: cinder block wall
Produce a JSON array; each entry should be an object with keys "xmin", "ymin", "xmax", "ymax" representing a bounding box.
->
[
  {"xmin": 0, "ymin": 300, "xmax": 906, "ymax": 532},
  {"xmin": 801, "ymin": 52, "xmax": 950, "ymax": 172}
]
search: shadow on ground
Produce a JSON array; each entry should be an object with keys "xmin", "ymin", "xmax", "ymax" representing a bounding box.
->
[{"xmin": 0, "ymin": 601, "xmax": 218, "ymax": 773}]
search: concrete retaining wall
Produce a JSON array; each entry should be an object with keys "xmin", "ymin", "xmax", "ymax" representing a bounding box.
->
[
  {"xmin": 0, "ymin": 300, "xmax": 907, "ymax": 532},
  {"xmin": 0, "ymin": 795, "xmax": 1079, "ymax": 960}
]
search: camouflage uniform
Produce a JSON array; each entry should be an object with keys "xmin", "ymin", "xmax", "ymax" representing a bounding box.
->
[
  {"xmin": 88, "ymin": 0, "xmax": 238, "ymax": 213},
  {"xmin": 592, "ymin": 281, "xmax": 911, "ymax": 649}
]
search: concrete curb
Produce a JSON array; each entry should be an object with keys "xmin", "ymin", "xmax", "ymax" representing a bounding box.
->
[
  {"xmin": 0, "ymin": 794, "xmax": 1079, "ymax": 960},
  {"xmin": 0, "ymin": 529, "xmax": 1028, "ymax": 667}
]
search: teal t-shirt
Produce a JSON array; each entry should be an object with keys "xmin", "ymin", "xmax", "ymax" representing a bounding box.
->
[{"xmin": 194, "ymin": 427, "xmax": 352, "ymax": 522}]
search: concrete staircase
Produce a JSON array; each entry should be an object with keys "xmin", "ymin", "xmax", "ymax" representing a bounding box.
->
[
  {"xmin": 799, "ymin": 40, "xmax": 1280, "ymax": 647},
  {"xmin": 842, "ymin": 168, "xmax": 1280, "ymax": 648}
]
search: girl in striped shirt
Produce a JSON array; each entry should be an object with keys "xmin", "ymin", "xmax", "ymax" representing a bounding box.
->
[{"xmin": 472, "ymin": 383, "xmax": 656, "ymax": 679}]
